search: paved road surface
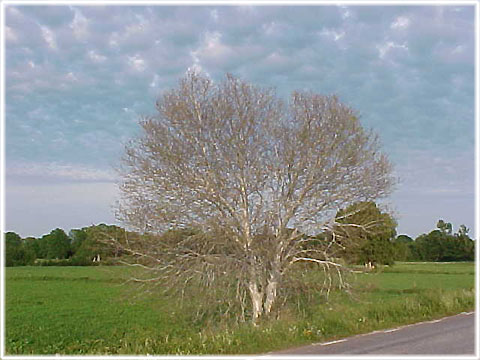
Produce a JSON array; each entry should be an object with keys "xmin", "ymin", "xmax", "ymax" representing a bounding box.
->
[{"xmin": 264, "ymin": 312, "xmax": 475, "ymax": 356}]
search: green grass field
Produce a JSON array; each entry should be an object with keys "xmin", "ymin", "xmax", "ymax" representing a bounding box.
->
[{"xmin": 5, "ymin": 262, "xmax": 475, "ymax": 355}]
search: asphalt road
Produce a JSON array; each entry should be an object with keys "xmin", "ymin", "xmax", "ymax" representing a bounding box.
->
[{"xmin": 264, "ymin": 312, "xmax": 476, "ymax": 356}]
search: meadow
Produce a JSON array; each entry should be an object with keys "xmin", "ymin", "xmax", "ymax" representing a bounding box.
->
[{"xmin": 5, "ymin": 262, "xmax": 475, "ymax": 355}]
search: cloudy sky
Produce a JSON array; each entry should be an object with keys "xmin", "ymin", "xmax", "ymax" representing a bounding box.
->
[{"xmin": 3, "ymin": 4, "xmax": 476, "ymax": 239}]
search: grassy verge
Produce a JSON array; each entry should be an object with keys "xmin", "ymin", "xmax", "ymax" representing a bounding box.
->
[{"xmin": 5, "ymin": 262, "xmax": 475, "ymax": 355}]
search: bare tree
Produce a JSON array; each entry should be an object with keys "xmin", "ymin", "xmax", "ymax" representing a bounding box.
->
[{"xmin": 114, "ymin": 71, "xmax": 394, "ymax": 322}]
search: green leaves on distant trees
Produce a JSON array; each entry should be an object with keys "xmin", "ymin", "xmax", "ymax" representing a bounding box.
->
[
  {"xmin": 334, "ymin": 201, "xmax": 397, "ymax": 265},
  {"xmin": 408, "ymin": 222, "xmax": 474, "ymax": 262},
  {"xmin": 43, "ymin": 228, "xmax": 71, "ymax": 260},
  {"xmin": 436, "ymin": 219, "xmax": 453, "ymax": 235},
  {"xmin": 4, "ymin": 224, "xmax": 128, "ymax": 267},
  {"xmin": 392, "ymin": 235, "xmax": 413, "ymax": 261},
  {"xmin": 5, "ymin": 232, "xmax": 36, "ymax": 266},
  {"xmin": 70, "ymin": 224, "xmax": 124, "ymax": 264},
  {"xmin": 6, "ymin": 232, "xmax": 23, "ymax": 267},
  {"xmin": 4, "ymin": 219, "xmax": 473, "ymax": 267}
]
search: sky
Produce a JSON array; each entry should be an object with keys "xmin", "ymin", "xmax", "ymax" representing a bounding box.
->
[{"xmin": 3, "ymin": 3, "xmax": 477, "ymax": 239}]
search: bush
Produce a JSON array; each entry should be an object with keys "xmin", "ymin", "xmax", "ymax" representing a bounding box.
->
[
  {"xmin": 34, "ymin": 259, "xmax": 76, "ymax": 266},
  {"xmin": 70, "ymin": 257, "xmax": 95, "ymax": 266}
]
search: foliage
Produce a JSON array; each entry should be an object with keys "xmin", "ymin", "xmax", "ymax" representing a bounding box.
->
[
  {"xmin": 23, "ymin": 237, "xmax": 41, "ymax": 263},
  {"xmin": 407, "ymin": 221, "xmax": 474, "ymax": 262},
  {"xmin": 70, "ymin": 224, "xmax": 125, "ymax": 264},
  {"xmin": 4, "ymin": 217, "xmax": 473, "ymax": 268},
  {"xmin": 3, "ymin": 224, "xmax": 127, "ymax": 267},
  {"xmin": 436, "ymin": 219, "xmax": 453, "ymax": 235},
  {"xmin": 392, "ymin": 235, "xmax": 413, "ymax": 261},
  {"xmin": 69, "ymin": 229, "xmax": 88, "ymax": 255},
  {"xmin": 395, "ymin": 235, "xmax": 414, "ymax": 243},
  {"xmin": 44, "ymin": 228, "xmax": 71, "ymax": 259},
  {"xmin": 5, "ymin": 232, "xmax": 34, "ymax": 267},
  {"xmin": 333, "ymin": 202, "xmax": 397, "ymax": 265}
]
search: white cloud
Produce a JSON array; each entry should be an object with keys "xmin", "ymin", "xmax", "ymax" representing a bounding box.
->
[
  {"xmin": 339, "ymin": 6, "xmax": 351, "ymax": 20},
  {"xmin": 204, "ymin": 31, "xmax": 228, "ymax": 55},
  {"xmin": 451, "ymin": 44, "xmax": 465, "ymax": 54},
  {"xmin": 128, "ymin": 54, "xmax": 146, "ymax": 71},
  {"xmin": 433, "ymin": 42, "xmax": 471, "ymax": 64},
  {"xmin": 124, "ymin": 14, "xmax": 149, "ymax": 37},
  {"xmin": 109, "ymin": 33, "xmax": 119, "ymax": 47},
  {"xmin": 70, "ymin": 7, "xmax": 89, "ymax": 40},
  {"xmin": 125, "ymin": 22, "xmax": 146, "ymax": 36},
  {"xmin": 377, "ymin": 40, "xmax": 408, "ymax": 59},
  {"xmin": 190, "ymin": 31, "xmax": 233, "ymax": 66},
  {"xmin": 65, "ymin": 72, "xmax": 78, "ymax": 82},
  {"xmin": 88, "ymin": 50, "xmax": 107, "ymax": 63},
  {"xmin": 7, "ymin": 161, "xmax": 116, "ymax": 183},
  {"xmin": 5, "ymin": 26, "xmax": 18, "ymax": 42},
  {"xmin": 319, "ymin": 28, "xmax": 345, "ymax": 41},
  {"xmin": 211, "ymin": 9, "xmax": 219, "ymax": 22},
  {"xmin": 262, "ymin": 21, "xmax": 278, "ymax": 36},
  {"xmin": 40, "ymin": 25, "xmax": 57, "ymax": 50},
  {"xmin": 261, "ymin": 51, "xmax": 292, "ymax": 70},
  {"xmin": 149, "ymin": 73, "xmax": 160, "ymax": 88},
  {"xmin": 6, "ymin": 6, "xmax": 22, "ymax": 18},
  {"xmin": 391, "ymin": 16, "xmax": 410, "ymax": 30}
]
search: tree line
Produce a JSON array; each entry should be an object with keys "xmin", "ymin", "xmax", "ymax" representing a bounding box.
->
[
  {"xmin": 316, "ymin": 204, "xmax": 474, "ymax": 266},
  {"xmin": 4, "ymin": 212, "xmax": 474, "ymax": 267},
  {"xmin": 4, "ymin": 224, "xmax": 126, "ymax": 267},
  {"xmin": 393, "ymin": 220, "xmax": 474, "ymax": 262}
]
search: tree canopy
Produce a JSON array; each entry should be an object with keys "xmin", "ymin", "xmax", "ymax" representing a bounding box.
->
[
  {"xmin": 333, "ymin": 201, "xmax": 397, "ymax": 265},
  {"xmin": 113, "ymin": 72, "xmax": 395, "ymax": 321},
  {"xmin": 409, "ymin": 223, "xmax": 474, "ymax": 262}
]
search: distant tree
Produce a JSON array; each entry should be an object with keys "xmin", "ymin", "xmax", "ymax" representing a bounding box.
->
[
  {"xmin": 35, "ymin": 233, "xmax": 52, "ymax": 259},
  {"xmin": 23, "ymin": 236, "xmax": 41, "ymax": 260},
  {"xmin": 4, "ymin": 232, "xmax": 36, "ymax": 266},
  {"xmin": 393, "ymin": 235, "xmax": 413, "ymax": 261},
  {"xmin": 44, "ymin": 228, "xmax": 71, "ymax": 259},
  {"xmin": 21, "ymin": 237, "xmax": 36, "ymax": 265},
  {"xmin": 5, "ymin": 232, "xmax": 24, "ymax": 266},
  {"xmin": 413, "ymin": 222, "xmax": 474, "ymax": 262},
  {"xmin": 414, "ymin": 230, "xmax": 444, "ymax": 261},
  {"xmin": 436, "ymin": 219, "xmax": 452, "ymax": 235},
  {"xmin": 396, "ymin": 235, "xmax": 413, "ymax": 243},
  {"xmin": 457, "ymin": 224, "xmax": 469, "ymax": 237},
  {"xmin": 69, "ymin": 229, "xmax": 88, "ymax": 254},
  {"xmin": 453, "ymin": 225, "xmax": 474, "ymax": 261},
  {"xmin": 6, "ymin": 225, "xmax": 137, "ymax": 266},
  {"xmin": 334, "ymin": 202, "xmax": 397, "ymax": 265},
  {"xmin": 71, "ymin": 224, "xmax": 126, "ymax": 263}
]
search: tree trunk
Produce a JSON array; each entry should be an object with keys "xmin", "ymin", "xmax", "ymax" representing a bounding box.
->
[
  {"xmin": 264, "ymin": 278, "xmax": 278, "ymax": 314},
  {"xmin": 248, "ymin": 281, "xmax": 263, "ymax": 323},
  {"xmin": 264, "ymin": 256, "xmax": 282, "ymax": 315}
]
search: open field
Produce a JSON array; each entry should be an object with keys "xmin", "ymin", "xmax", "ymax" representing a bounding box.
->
[{"xmin": 5, "ymin": 262, "xmax": 475, "ymax": 355}]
